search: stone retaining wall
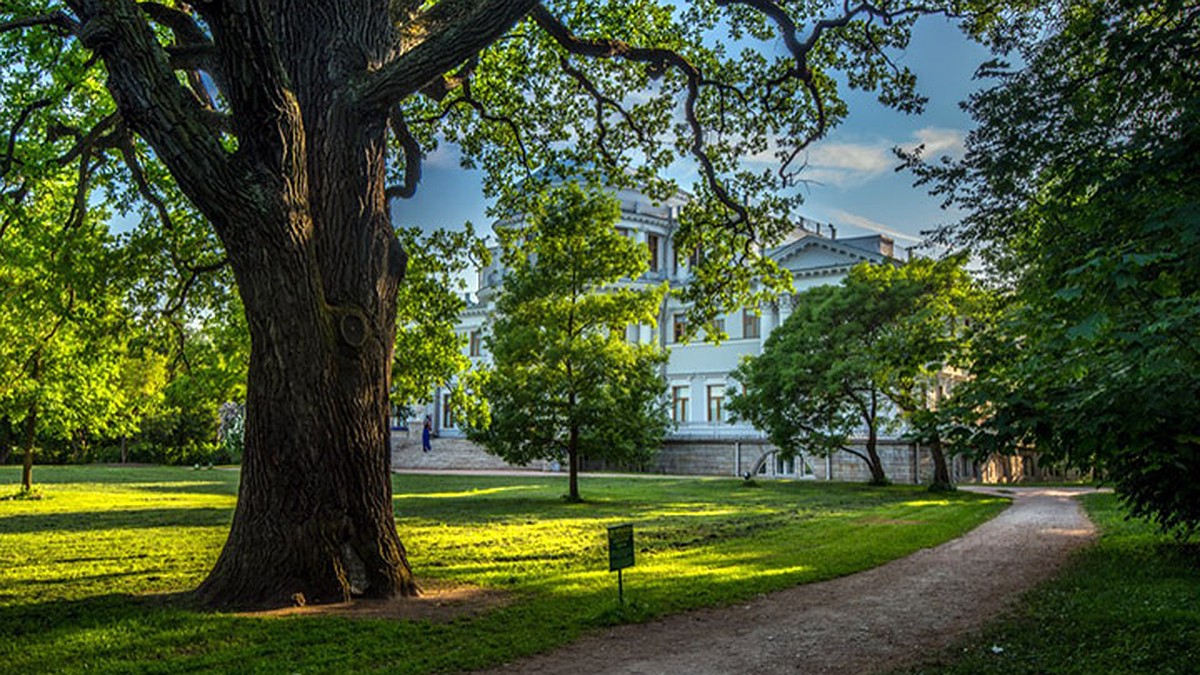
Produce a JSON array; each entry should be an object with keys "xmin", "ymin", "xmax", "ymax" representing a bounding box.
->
[{"xmin": 392, "ymin": 431, "xmax": 981, "ymax": 484}]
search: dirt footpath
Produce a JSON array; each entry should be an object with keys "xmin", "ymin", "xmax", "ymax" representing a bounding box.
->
[{"xmin": 483, "ymin": 487, "xmax": 1099, "ymax": 675}]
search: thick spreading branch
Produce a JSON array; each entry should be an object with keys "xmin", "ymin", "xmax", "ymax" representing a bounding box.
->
[
  {"xmin": 1, "ymin": 99, "xmax": 53, "ymax": 179},
  {"xmin": 63, "ymin": 0, "xmax": 244, "ymax": 223},
  {"xmin": 0, "ymin": 10, "xmax": 80, "ymax": 35},
  {"xmin": 385, "ymin": 112, "xmax": 422, "ymax": 200},
  {"xmin": 354, "ymin": 0, "xmax": 539, "ymax": 110}
]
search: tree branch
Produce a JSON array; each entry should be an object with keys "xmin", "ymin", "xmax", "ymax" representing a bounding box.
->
[
  {"xmin": 63, "ymin": 0, "xmax": 246, "ymax": 227},
  {"xmin": 0, "ymin": 99, "xmax": 53, "ymax": 179},
  {"xmin": 558, "ymin": 57, "xmax": 647, "ymax": 166},
  {"xmin": 531, "ymin": 3, "xmax": 751, "ymax": 231},
  {"xmin": 385, "ymin": 112, "xmax": 422, "ymax": 201},
  {"xmin": 353, "ymin": 0, "xmax": 539, "ymax": 110},
  {"xmin": 0, "ymin": 10, "xmax": 80, "ymax": 35}
]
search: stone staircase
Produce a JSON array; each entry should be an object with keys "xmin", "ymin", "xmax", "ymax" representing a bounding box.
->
[{"xmin": 390, "ymin": 430, "xmax": 553, "ymax": 472}]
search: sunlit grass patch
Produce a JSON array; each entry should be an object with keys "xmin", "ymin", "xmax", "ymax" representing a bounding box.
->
[{"xmin": 1, "ymin": 466, "xmax": 1006, "ymax": 673}]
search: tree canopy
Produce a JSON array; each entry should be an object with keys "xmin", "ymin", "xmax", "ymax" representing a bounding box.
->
[
  {"xmin": 464, "ymin": 184, "xmax": 669, "ymax": 501},
  {"xmin": 906, "ymin": 0, "xmax": 1200, "ymax": 535}
]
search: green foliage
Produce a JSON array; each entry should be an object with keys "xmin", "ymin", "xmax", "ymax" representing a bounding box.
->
[
  {"xmin": 909, "ymin": 0, "xmax": 1200, "ymax": 537},
  {"xmin": 904, "ymin": 492, "xmax": 1200, "ymax": 674},
  {"xmin": 0, "ymin": 466, "xmax": 1006, "ymax": 673},
  {"xmin": 391, "ymin": 224, "xmax": 490, "ymax": 409},
  {"xmin": 730, "ymin": 258, "xmax": 982, "ymax": 484},
  {"xmin": 463, "ymin": 185, "xmax": 670, "ymax": 495}
]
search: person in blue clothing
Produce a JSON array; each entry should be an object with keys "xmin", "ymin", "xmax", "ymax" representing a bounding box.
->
[{"xmin": 422, "ymin": 416, "xmax": 432, "ymax": 453}]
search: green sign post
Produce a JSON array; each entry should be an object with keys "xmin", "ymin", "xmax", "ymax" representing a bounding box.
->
[{"xmin": 607, "ymin": 523, "xmax": 634, "ymax": 604}]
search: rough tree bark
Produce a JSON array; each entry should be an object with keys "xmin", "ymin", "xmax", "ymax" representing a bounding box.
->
[
  {"xmin": 62, "ymin": 0, "xmax": 527, "ymax": 608},
  {"xmin": 928, "ymin": 439, "xmax": 953, "ymax": 491}
]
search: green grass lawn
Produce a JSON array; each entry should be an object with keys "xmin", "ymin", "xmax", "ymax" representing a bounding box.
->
[
  {"xmin": 902, "ymin": 492, "xmax": 1200, "ymax": 675},
  {"xmin": 1, "ymin": 466, "xmax": 1006, "ymax": 674}
]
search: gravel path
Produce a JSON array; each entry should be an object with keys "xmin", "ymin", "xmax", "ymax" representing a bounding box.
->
[{"xmin": 483, "ymin": 487, "xmax": 1099, "ymax": 675}]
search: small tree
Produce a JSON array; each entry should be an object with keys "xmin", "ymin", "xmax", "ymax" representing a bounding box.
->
[
  {"xmin": 729, "ymin": 275, "xmax": 897, "ymax": 485},
  {"xmin": 465, "ymin": 184, "xmax": 669, "ymax": 501},
  {"xmin": 730, "ymin": 258, "xmax": 980, "ymax": 486}
]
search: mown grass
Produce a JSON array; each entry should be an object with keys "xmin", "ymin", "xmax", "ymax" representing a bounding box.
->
[
  {"xmin": 1, "ymin": 466, "xmax": 1006, "ymax": 673},
  {"xmin": 903, "ymin": 492, "xmax": 1200, "ymax": 675}
]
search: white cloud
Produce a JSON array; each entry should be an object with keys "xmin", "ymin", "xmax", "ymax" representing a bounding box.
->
[
  {"xmin": 807, "ymin": 142, "xmax": 892, "ymax": 173},
  {"xmin": 901, "ymin": 127, "xmax": 966, "ymax": 159},
  {"xmin": 827, "ymin": 208, "xmax": 925, "ymax": 243},
  {"xmin": 423, "ymin": 142, "xmax": 463, "ymax": 169},
  {"xmin": 792, "ymin": 127, "xmax": 966, "ymax": 188}
]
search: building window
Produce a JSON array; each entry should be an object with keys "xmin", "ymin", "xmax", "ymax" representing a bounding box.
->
[
  {"xmin": 647, "ymin": 233, "xmax": 661, "ymax": 272},
  {"xmin": 688, "ymin": 247, "xmax": 703, "ymax": 268},
  {"xmin": 775, "ymin": 454, "xmax": 795, "ymax": 476},
  {"xmin": 711, "ymin": 317, "xmax": 725, "ymax": 335},
  {"xmin": 742, "ymin": 309, "xmax": 761, "ymax": 339},
  {"xmin": 672, "ymin": 386, "xmax": 689, "ymax": 423},
  {"xmin": 469, "ymin": 330, "xmax": 482, "ymax": 357},
  {"xmin": 672, "ymin": 313, "xmax": 687, "ymax": 343},
  {"xmin": 442, "ymin": 393, "xmax": 455, "ymax": 429},
  {"xmin": 707, "ymin": 384, "xmax": 725, "ymax": 423}
]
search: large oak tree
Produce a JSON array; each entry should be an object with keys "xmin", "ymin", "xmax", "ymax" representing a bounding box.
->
[{"xmin": 2, "ymin": 0, "xmax": 963, "ymax": 608}]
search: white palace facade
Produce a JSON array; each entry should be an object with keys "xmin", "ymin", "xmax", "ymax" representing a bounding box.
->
[{"xmin": 402, "ymin": 185, "xmax": 979, "ymax": 483}]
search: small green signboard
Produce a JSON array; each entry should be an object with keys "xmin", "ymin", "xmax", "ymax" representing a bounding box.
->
[
  {"xmin": 608, "ymin": 523, "xmax": 634, "ymax": 571},
  {"xmin": 607, "ymin": 523, "xmax": 634, "ymax": 604}
]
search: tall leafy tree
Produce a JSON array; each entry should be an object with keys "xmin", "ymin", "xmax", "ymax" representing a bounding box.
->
[
  {"xmin": 465, "ymin": 184, "xmax": 669, "ymax": 502},
  {"xmin": 906, "ymin": 0, "xmax": 1200, "ymax": 535},
  {"xmin": 730, "ymin": 258, "xmax": 979, "ymax": 485},
  {"xmin": 3, "ymin": 0, "xmax": 973, "ymax": 607},
  {"xmin": 0, "ymin": 178, "xmax": 133, "ymax": 489}
]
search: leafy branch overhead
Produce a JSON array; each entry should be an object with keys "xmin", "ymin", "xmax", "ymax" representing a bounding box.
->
[{"xmin": 5, "ymin": 0, "xmax": 954, "ymax": 264}]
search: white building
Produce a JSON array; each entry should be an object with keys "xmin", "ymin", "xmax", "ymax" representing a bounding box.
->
[{"xmin": 403, "ymin": 184, "xmax": 971, "ymax": 481}]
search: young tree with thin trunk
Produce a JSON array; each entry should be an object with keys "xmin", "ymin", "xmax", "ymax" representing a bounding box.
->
[
  {"xmin": 3, "ymin": 0, "xmax": 969, "ymax": 608},
  {"xmin": 464, "ymin": 184, "xmax": 669, "ymax": 502}
]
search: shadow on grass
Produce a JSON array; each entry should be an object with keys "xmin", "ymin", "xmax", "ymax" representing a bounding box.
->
[
  {"xmin": 0, "ymin": 507, "xmax": 233, "ymax": 534},
  {"xmin": 0, "ymin": 590, "xmax": 201, "ymax": 637},
  {"xmin": 131, "ymin": 480, "xmax": 239, "ymax": 497}
]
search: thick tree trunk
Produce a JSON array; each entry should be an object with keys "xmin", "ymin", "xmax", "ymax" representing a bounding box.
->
[
  {"xmin": 928, "ymin": 439, "xmax": 954, "ymax": 491},
  {"xmin": 194, "ymin": 215, "xmax": 415, "ymax": 608},
  {"xmin": 194, "ymin": 61, "xmax": 415, "ymax": 609}
]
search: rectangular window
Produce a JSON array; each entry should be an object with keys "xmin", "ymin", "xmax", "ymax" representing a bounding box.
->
[
  {"xmin": 688, "ymin": 247, "xmax": 703, "ymax": 268},
  {"xmin": 672, "ymin": 386, "xmax": 689, "ymax": 423},
  {"xmin": 469, "ymin": 330, "xmax": 482, "ymax": 357},
  {"xmin": 672, "ymin": 313, "xmax": 687, "ymax": 343},
  {"xmin": 707, "ymin": 384, "xmax": 725, "ymax": 423},
  {"xmin": 441, "ymin": 393, "xmax": 455, "ymax": 429},
  {"xmin": 742, "ymin": 309, "xmax": 761, "ymax": 339},
  {"xmin": 647, "ymin": 234, "xmax": 661, "ymax": 272},
  {"xmin": 711, "ymin": 317, "xmax": 725, "ymax": 335}
]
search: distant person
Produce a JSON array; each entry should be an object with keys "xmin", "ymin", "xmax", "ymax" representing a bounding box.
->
[{"xmin": 422, "ymin": 416, "xmax": 432, "ymax": 453}]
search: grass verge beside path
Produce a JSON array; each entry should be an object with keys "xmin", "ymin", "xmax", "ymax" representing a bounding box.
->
[
  {"xmin": 1, "ymin": 466, "xmax": 1006, "ymax": 674},
  {"xmin": 903, "ymin": 492, "xmax": 1200, "ymax": 675}
]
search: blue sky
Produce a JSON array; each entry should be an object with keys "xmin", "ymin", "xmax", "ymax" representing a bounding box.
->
[{"xmin": 393, "ymin": 17, "xmax": 993, "ymax": 262}]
